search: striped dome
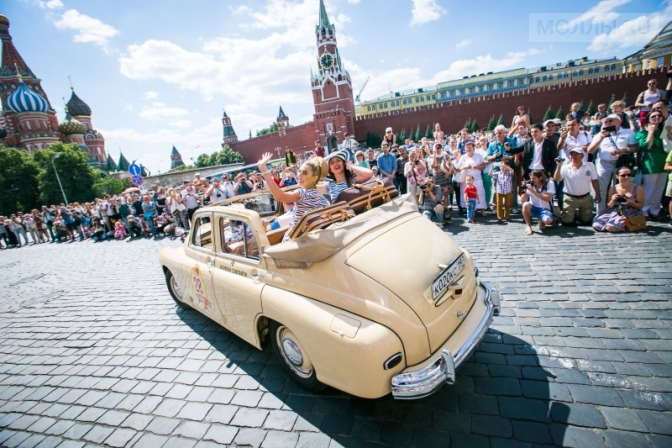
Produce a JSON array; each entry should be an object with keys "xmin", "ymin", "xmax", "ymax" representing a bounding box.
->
[
  {"xmin": 7, "ymin": 76, "xmax": 49, "ymax": 114},
  {"xmin": 59, "ymin": 110, "xmax": 86, "ymax": 135}
]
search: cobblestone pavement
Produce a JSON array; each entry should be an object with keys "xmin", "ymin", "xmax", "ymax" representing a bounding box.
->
[{"xmin": 0, "ymin": 215, "xmax": 671, "ymax": 448}]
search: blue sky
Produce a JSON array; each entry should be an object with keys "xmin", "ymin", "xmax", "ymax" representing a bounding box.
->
[{"xmin": 3, "ymin": 0, "xmax": 670, "ymax": 173}]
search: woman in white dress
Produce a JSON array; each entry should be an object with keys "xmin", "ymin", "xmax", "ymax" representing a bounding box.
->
[{"xmin": 457, "ymin": 141, "xmax": 487, "ymax": 216}]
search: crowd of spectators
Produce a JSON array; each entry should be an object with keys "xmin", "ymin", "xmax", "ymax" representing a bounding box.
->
[{"xmin": 3, "ymin": 77, "xmax": 672, "ymax": 248}]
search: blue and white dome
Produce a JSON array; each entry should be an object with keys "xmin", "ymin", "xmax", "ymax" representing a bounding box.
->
[{"xmin": 7, "ymin": 75, "xmax": 49, "ymax": 114}]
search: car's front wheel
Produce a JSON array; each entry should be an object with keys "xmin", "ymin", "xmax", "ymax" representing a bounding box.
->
[
  {"xmin": 165, "ymin": 269, "xmax": 191, "ymax": 310},
  {"xmin": 269, "ymin": 320, "xmax": 325, "ymax": 392}
]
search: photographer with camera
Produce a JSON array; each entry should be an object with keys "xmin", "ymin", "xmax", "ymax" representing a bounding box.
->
[
  {"xmin": 206, "ymin": 177, "xmax": 232, "ymax": 204},
  {"xmin": 553, "ymin": 148, "xmax": 600, "ymax": 226},
  {"xmin": 593, "ymin": 166, "xmax": 644, "ymax": 232},
  {"xmin": 418, "ymin": 177, "xmax": 445, "ymax": 228},
  {"xmin": 521, "ymin": 170, "xmax": 555, "ymax": 235},
  {"xmin": 404, "ymin": 148, "xmax": 428, "ymax": 199},
  {"xmin": 587, "ymin": 114, "xmax": 637, "ymax": 213}
]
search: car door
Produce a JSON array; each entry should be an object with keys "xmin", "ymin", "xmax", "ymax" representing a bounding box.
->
[
  {"xmin": 182, "ymin": 212, "xmax": 225, "ymax": 323},
  {"xmin": 211, "ymin": 214, "xmax": 266, "ymax": 347}
]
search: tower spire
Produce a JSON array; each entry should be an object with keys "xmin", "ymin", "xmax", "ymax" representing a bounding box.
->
[
  {"xmin": 0, "ymin": 15, "xmax": 35, "ymax": 78},
  {"xmin": 318, "ymin": 0, "xmax": 330, "ymax": 27}
]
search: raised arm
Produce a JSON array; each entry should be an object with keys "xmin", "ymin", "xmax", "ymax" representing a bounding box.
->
[{"xmin": 257, "ymin": 152, "xmax": 301, "ymax": 203}]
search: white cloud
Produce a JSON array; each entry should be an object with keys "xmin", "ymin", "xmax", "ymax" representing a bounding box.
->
[
  {"xmin": 230, "ymin": 5, "xmax": 252, "ymax": 15},
  {"xmin": 587, "ymin": 2, "xmax": 672, "ymax": 52},
  {"xmin": 54, "ymin": 9, "xmax": 119, "ymax": 49},
  {"xmin": 455, "ymin": 39, "xmax": 472, "ymax": 50},
  {"xmin": 348, "ymin": 0, "xmax": 361, "ymax": 4},
  {"xmin": 567, "ymin": 0, "xmax": 630, "ymax": 28},
  {"xmin": 118, "ymin": 0, "xmax": 350, "ymax": 135},
  {"xmin": 101, "ymin": 118, "xmax": 224, "ymax": 173},
  {"xmin": 38, "ymin": 0, "xmax": 64, "ymax": 9},
  {"xmin": 410, "ymin": 0, "xmax": 446, "ymax": 26},
  {"xmin": 142, "ymin": 91, "xmax": 159, "ymax": 100},
  {"xmin": 139, "ymin": 102, "xmax": 191, "ymax": 128}
]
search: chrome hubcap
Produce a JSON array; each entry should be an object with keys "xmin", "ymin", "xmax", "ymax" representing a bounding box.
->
[
  {"xmin": 276, "ymin": 326, "xmax": 313, "ymax": 378},
  {"xmin": 170, "ymin": 276, "xmax": 182, "ymax": 299},
  {"xmin": 282, "ymin": 339, "xmax": 303, "ymax": 366}
]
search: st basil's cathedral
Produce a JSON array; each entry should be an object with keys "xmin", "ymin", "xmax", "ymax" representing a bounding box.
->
[{"xmin": 0, "ymin": 13, "xmax": 108, "ymax": 168}]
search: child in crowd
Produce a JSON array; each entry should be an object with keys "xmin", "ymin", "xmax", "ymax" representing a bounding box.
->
[
  {"xmin": 493, "ymin": 160, "xmax": 514, "ymax": 223},
  {"xmin": 464, "ymin": 175, "xmax": 479, "ymax": 223},
  {"xmin": 114, "ymin": 221, "xmax": 127, "ymax": 239}
]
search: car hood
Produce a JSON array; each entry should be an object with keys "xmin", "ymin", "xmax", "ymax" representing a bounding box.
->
[{"xmin": 345, "ymin": 215, "xmax": 478, "ymax": 354}]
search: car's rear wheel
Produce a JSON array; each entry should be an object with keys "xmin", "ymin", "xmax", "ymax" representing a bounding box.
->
[
  {"xmin": 269, "ymin": 320, "xmax": 325, "ymax": 392},
  {"xmin": 165, "ymin": 269, "xmax": 191, "ymax": 310}
]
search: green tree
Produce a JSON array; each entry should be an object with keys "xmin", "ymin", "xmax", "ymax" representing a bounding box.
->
[
  {"xmin": 414, "ymin": 125, "xmax": 422, "ymax": 142},
  {"xmin": 527, "ymin": 109, "xmax": 534, "ymax": 125},
  {"xmin": 366, "ymin": 131, "xmax": 374, "ymax": 147},
  {"xmin": 556, "ymin": 106, "xmax": 565, "ymax": 120},
  {"xmin": 464, "ymin": 118, "xmax": 471, "ymax": 130},
  {"xmin": 173, "ymin": 164, "xmax": 193, "ymax": 171},
  {"xmin": 543, "ymin": 105, "xmax": 554, "ymax": 122},
  {"xmin": 371, "ymin": 133, "xmax": 382, "ymax": 148},
  {"xmin": 210, "ymin": 145, "xmax": 244, "ymax": 166},
  {"xmin": 497, "ymin": 114, "xmax": 506, "ymax": 126},
  {"xmin": 32, "ymin": 142, "xmax": 98, "ymax": 205},
  {"xmin": 486, "ymin": 115, "xmax": 496, "ymax": 131},
  {"xmin": 92, "ymin": 177, "xmax": 132, "ymax": 198},
  {"xmin": 395, "ymin": 133, "xmax": 401, "ymax": 145},
  {"xmin": 587, "ymin": 100, "xmax": 596, "ymax": 116},
  {"xmin": 470, "ymin": 120, "xmax": 480, "ymax": 132},
  {"xmin": 425, "ymin": 124, "xmax": 432, "ymax": 139},
  {"xmin": 0, "ymin": 146, "xmax": 41, "ymax": 216},
  {"xmin": 399, "ymin": 128, "xmax": 407, "ymax": 142},
  {"xmin": 621, "ymin": 93, "xmax": 628, "ymax": 106},
  {"xmin": 579, "ymin": 100, "xmax": 585, "ymax": 111},
  {"xmin": 195, "ymin": 153, "xmax": 211, "ymax": 168},
  {"xmin": 607, "ymin": 94, "xmax": 616, "ymax": 110}
]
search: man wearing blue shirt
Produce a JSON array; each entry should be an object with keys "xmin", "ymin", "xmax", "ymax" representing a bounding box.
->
[{"xmin": 377, "ymin": 142, "xmax": 397, "ymax": 181}]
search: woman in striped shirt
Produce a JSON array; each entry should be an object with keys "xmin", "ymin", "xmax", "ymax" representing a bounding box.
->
[
  {"xmin": 257, "ymin": 152, "xmax": 329, "ymax": 242},
  {"xmin": 319, "ymin": 150, "xmax": 373, "ymax": 202}
]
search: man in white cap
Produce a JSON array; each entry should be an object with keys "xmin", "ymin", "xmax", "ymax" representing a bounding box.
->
[
  {"xmin": 587, "ymin": 114, "xmax": 637, "ymax": 213},
  {"xmin": 553, "ymin": 148, "xmax": 600, "ymax": 226}
]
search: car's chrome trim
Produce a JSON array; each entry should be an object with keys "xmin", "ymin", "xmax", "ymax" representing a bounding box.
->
[{"xmin": 391, "ymin": 282, "xmax": 497, "ymax": 400}]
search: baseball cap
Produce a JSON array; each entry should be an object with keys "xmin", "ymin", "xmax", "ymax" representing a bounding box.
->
[{"xmin": 569, "ymin": 148, "xmax": 584, "ymax": 154}]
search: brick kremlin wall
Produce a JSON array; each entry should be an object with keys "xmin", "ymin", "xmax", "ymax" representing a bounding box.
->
[
  {"xmin": 233, "ymin": 67, "xmax": 668, "ymax": 164},
  {"xmin": 231, "ymin": 122, "xmax": 317, "ymax": 164},
  {"xmin": 354, "ymin": 67, "xmax": 669, "ymax": 139}
]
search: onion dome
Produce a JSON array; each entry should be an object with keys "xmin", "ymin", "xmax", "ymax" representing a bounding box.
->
[
  {"xmin": 0, "ymin": 14, "xmax": 9, "ymax": 26},
  {"xmin": 59, "ymin": 109, "xmax": 86, "ymax": 135},
  {"xmin": 7, "ymin": 74, "xmax": 49, "ymax": 113},
  {"xmin": 66, "ymin": 88, "xmax": 91, "ymax": 117}
]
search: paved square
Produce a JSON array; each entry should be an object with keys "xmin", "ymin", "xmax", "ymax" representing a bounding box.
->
[{"xmin": 0, "ymin": 217, "xmax": 671, "ymax": 447}]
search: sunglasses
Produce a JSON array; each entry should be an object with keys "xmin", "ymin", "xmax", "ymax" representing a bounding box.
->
[
  {"xmin": 619, "ymin": 173, "xmax": 632, "ymax": 177},
  {"xmin": 650, "ymin": 115, "xmax": 663, "ymax": 119},
  {"xmin": 649, "ymin": 83, "xmax": 657, "ymax": 85}
]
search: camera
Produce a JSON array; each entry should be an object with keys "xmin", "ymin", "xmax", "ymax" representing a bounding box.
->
[
  {"xmin": 414, "ymin": 160, "xmax": 420, "ymax": 165},
  {"xmin": 616, "ymin": 194, "xmax": 628, "ymax": 203},
  {"xmin": 603, "ymin": 125, "xmax": 617, "ymax": 132},
  {"xmin": 555, "ymin": 156, "xmax": 565, "ymax": 163},
  {"xmin": 419, "ymin": 183, "xmax": 429, "ymax": 190}
]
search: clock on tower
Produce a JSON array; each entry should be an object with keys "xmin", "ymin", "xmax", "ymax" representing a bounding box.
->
[{"xmin": 320, "ymin": 52, "xmax": 334, "ymax": 70}]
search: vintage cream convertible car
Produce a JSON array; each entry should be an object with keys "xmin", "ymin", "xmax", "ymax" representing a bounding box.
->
[{"xmin": 158, "ymin": 192, "xmax": 500, "ymax": 399}]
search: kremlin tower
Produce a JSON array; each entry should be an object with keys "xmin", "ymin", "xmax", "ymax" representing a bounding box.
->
[
  {"xmin": 170, "ymin": 145, "xmax": 185, "ymax": 169},
  {"xmin": 0, "ymin": 13, "xmax": 106, "ymax": 166},
  {"xmin": 221, "ymin": 110, "xmax": 238, "ymax": 147}
]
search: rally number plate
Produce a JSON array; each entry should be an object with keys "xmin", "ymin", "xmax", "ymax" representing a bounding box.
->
[{"xmin": 431, "ymin": 253, "xmax": 466, "ymax": 301}]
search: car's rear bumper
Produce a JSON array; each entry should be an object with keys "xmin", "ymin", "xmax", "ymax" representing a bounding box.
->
[{"xmin": 390, "ymin": 277, "xmax": 500, "ymax": 400}]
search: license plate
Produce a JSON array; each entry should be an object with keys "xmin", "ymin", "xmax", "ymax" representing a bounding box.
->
[{"xmin": 431, "ymin": 253, "xmax": 466, "ymax": 300}]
